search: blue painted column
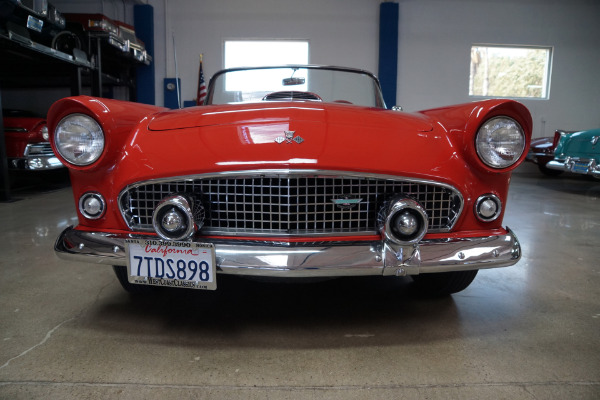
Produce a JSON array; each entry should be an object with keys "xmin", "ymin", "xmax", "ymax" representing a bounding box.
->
[
  {"xmin": 378, "ymin": 2, "xmax": 399, "ymax": 108},
  {"xmin": 134, "ymin": 4, "xmax": 155, "ymax": 105}
]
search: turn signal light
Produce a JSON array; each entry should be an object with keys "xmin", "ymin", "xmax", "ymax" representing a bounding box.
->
[
  {"xmin": 79, "ymin": 192, "xmax": 106, "ymax": 220},
  {"xmin": 475, "ymin": 194, "xmax": 502, "ymax": 222}
]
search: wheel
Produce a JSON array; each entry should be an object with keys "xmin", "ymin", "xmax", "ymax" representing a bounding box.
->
[
  {"xmin": 112, "ymin": 265, "xmax": 156, "ymax": 294},
  {"xmin": 52, "ymin": 30, "xmax": 82, "ymax": 55},
  {"xmin": 538, "ymin": 163, "xmax": 563, "ymax": 176},
  {"xmin": 411, "ymin": 270, "xmax": 478, "ymax": 297}
]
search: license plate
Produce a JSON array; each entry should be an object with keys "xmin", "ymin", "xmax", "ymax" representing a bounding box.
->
[
  {"xmin": 27, "ymin": 15, "xmax": 43, "ymax": 32},
  {"xmin": 125, "ymin": 239, "xmax": 216, "ymax": 290},
  {"xmin": 572, "ymin": 161, "xmax": 589, "ymax": 174}
]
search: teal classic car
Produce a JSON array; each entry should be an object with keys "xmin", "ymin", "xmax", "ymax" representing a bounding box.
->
[{"xmin": 547, "ymin": 128, "xmax": 600, "ymax": 178}]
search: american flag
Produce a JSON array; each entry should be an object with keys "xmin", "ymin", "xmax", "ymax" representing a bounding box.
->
[{"xmin": 196, "ymin": 54, "xmax": 206, "ymax": 105}]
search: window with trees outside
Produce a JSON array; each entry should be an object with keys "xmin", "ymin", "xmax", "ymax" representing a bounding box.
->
[
  {"xmin": 223, "ymin": 40, "xmax": 309, "ymax": 95},
  {"xmin": 224, "ymin": 40, "xmax": 309, "ymax": 69},
  {"xmin": 469, "ymin": 45, "xmax": 552, "ymax": 99}
]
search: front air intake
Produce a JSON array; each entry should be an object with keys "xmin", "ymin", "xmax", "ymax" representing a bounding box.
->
[{"xmin": 119, "ymin": 171, "xmax": 463, "ymax": 237}]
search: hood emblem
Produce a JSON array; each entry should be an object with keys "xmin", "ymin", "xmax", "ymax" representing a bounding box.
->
[
  {"xmin": 331, "ymin": 196, "xmax": 363, "ymax": 210},
  {"xmin": 591, "ymin": 136, "xmax": 600, "ymax": 146},
  {"xmin": 275, "ymin": 131, "xmax": 304, "ymax": 144}
]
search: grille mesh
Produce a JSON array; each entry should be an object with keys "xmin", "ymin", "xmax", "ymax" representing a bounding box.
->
[{"xmin": 119, "ymin": 173, "xmax": 462, "ymax": 236}]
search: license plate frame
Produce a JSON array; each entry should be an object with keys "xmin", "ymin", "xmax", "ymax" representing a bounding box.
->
[
  {"xmin": 572, "ymin": 161, "xmax": 590, "ymax": 174},
  {"xmin": 125, "ymin": 239, "xmax": 217, "ymax": 290}
]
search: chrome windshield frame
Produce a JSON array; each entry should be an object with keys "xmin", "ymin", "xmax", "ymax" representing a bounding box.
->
[{"xmin": 205, "ymin": 65, "xmax": 387, "ymax": 109}]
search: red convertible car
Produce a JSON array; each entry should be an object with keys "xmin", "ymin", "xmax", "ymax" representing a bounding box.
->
[
  {"xmin": 49, "ymin": 65, "xmax": 532, "ymax": 296},
  {"xmin": 3, "ymin": 109, "xmax": 62, "ymax": 170}
]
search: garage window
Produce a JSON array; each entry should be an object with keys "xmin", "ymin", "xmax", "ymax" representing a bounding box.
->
[
  {"xmin": 224, "ymin": 40, "xmax": 309, "ymax": 69},
  {"xmin": 469, "ymin": 45, "xmax": 552, "ymax": 99},
  {"xmin": 223, "ymin": 40, "xmax": 309, "ymax": 94}
]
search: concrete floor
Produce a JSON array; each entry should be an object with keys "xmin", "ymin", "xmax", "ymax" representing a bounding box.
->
[{"xmin": 0, "ymin": 166, "xmax": 599, "ymax": 399}]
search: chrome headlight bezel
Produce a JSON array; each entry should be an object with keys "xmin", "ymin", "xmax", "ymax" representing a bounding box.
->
[
  {"xmin": 55, "ymin": 114, "xmax": 105, "ymax": 166},
  {"xmin": 476, "ymin": 116, "xmax": 526, "ymax": 169}
]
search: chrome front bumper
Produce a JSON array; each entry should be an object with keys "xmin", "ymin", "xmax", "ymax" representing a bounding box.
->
[
  {"xmin": 55, "ymin": 227, "xmax": 522, "ymax": 277},
  {"xmin": 10, "ymin": 143, "xmax": 64, "ymax": 170},
  {"xmin": 9, "ymin": 155, "xmax": 63, "ymax": 170},
  {"xmin": 547, "ymin": 158, "xmax": 600, "ymax": 178}
]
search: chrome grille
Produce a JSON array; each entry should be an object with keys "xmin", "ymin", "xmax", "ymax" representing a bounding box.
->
[
  {"xmin": 24, "ymin": 143, "xmax": 54, "ymax": 156},
  {"xmin": 119, "ymin": 171, "xmax": 462, "ymax": 236}
]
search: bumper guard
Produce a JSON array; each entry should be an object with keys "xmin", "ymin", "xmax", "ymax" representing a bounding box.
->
[{"xmin": 547, "ymin": 158, "xmax": 600, "ymax": 178}]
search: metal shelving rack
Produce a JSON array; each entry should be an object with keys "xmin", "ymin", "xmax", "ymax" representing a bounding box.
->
[{"xmin": 0, "ymin": 32, "xmax": 138, "ymax": 201}]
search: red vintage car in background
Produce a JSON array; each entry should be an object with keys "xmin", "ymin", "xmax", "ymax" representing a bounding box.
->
[
  {"xmin": 49, "ymin": 65, "xmax": 532, "ymax": 296},
  {"xmin": 3, "ymin": 109, "xmax": 62, "ymax": 170},
  {"xmin": 525, "ymin": 130, "xmax": 568, "ymax": 176}
]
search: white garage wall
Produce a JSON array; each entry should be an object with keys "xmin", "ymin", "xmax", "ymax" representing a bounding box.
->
[
  {"xmin": 394, "ymin": 0, "xmax": 600, "ymax": 137},
  {"xmin": 148, "ymin": 0, "xmax": 380, "ymax": 107},
  {"xmin": 149, "ymin": 0, "xmax": 599, "ymax": 138}
]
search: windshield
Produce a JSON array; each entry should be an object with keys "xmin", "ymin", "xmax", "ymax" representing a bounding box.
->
[{"xmin": 206, "ymin": 66, "xmax": 386, "ymax": 108}]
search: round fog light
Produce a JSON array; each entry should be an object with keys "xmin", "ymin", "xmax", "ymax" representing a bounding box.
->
[
  {"xmin": 152, "ymin": 195, "xmax": 196, "ymax": 241},
  {"xmin": 162, "ymin": 208, "xmax": 184, "ymax": 232},
  {"xmin": 475, "ymin": 194, "xmax": 502, "ymax": 222},
  {"xmin": 393, "ymin": 210, "xmax": 419, "ymax": 237},
  {"xmin": 380, "ymin": 197, "xmax": 429, "ymax": 245},
  {"xmin": 79, "ymin": 192, "xmax": 106, "ymax": 219}
]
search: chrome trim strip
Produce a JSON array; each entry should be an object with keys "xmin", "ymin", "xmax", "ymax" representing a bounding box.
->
[
  {"xmin": 54, "ymin": 227, "xmax": 521, "ymax": 277},
  {"xmin": 119, "ymin": 169, "xmax": 461, "ymax": 195},
  {"xmin": 118, "ymin": 169, "xmax": 464, "ymax": 235}
]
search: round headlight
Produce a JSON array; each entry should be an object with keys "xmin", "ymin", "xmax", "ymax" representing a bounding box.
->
[
  {"xmin": 476, "ymin": 117, "xmax": 525, "ymax": 169},
  {"xmin": 55, "ymin": 114, "xmax": 104, "ymax": 166}
]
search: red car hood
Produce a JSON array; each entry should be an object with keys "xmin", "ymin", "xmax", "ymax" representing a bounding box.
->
[{"xmin": 119, "ymin": 102, "xmax": 452, "ymax": 182}]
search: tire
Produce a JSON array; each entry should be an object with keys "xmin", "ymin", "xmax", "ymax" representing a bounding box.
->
[
  {"xmin": 51, "ymin": 30, "xmax": 82, "ymax": 55},
  {"xmin": 411, "ymin": 270, "xmax": 478, "ymax": 297},
  {"xmin": 112, "ymin": 265, "xmax": 156, "ymax": 294}
]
